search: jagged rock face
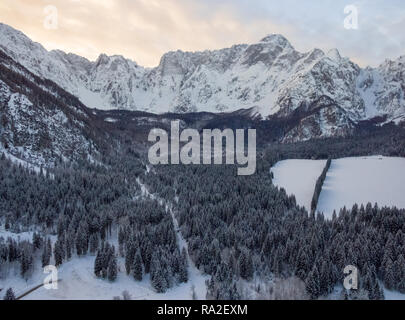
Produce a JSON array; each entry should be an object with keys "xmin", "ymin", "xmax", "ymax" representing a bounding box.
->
[
  {"xmin": 357, "ymin": 56, "xmax": 405, "ymax": 122},
  {"xmin": 0, "ymin": 23, "xmax": 404, "ymax": 142},
  {"xmin": 282, "ymin": 104, "xmax": 355, "ymax": 143}
]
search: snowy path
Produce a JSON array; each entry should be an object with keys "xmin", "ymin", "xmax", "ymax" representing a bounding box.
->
[
  {"xmin": 16, "ymin": 279, "xmax": 61, "ymax": 300},
  {"xmin": 136, "ymin": 175, "xmax": 209, "ymax": 300}
]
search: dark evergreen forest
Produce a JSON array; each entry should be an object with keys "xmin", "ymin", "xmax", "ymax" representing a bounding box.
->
[{"xmin": 1, "ymin": 124, "xmax": 405, "ymax": 300}]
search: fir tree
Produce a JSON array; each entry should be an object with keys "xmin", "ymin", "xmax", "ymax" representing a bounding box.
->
[
  {"xmin": 94, "ymin": 250, "xmax": 103, "ymax": 277},
  {"xmin": 306, "ymin": 266, "xmax": 320, "ymax": 299},
  {"xmin": 41, "ymin": 240, "xmax": 51, "ymax": 267},
  {"xmin": 3, "ymin": 288, "xmax": 16, "ymax": 300},
  {"xmin": 132, "ymin": 249, "xmax": 143, "ymax": 281},
  {"xmin": 107, "ymin": 255, "xmax": 118, "ymax": 282}
]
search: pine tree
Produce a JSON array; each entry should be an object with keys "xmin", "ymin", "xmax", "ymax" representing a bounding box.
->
[
  {"xmin": 107, "ymin": 255, "xmax": 118, "ymax": 282},
  {"xmin": 20, "ymin": 246, "xmax": 33, "ymax": 278},
  {"xmin": 369, "ymin": 279, "xmax": 384, "ymax": 300},
  {"xmin": 179, "ymin": 259, "xmax": 188, "ymax": 283},
  {"xmin": 3, "ymin": 288, "xmax": 16, "ymax": 300},
  {"xmin": 94, "ymin": 250, "xmax": 103, "ymax": 277},
  {"xmin": 151, "ymin": 270, "xmax": 167, "ymax": 293},
  {"xmin": 75, "ymin": 222, "xmax": 89, "ymax": 256},
  {"xmin": 65, "ymin": 236, "xmax": 72, "ymax": 260},
  {"xmin": 132, "ymin": 250, "xmax": 143, "ymax": 281},
  {"xmin": 383, "ymin": 259, "xmax": 396, "ymax": 290},
  {"xmin": 238, "ymin": 251, "xmax": 253, "ymax": 280},
  {"xmin": 319, "ymin": 259, "xmax": 331, "ymax": 295},
  {"xmin": 54, "ymin": 240, "xmax": 64, "ymax": 267},
  {"xmin": 125, "ymin": 240, "xmax": 135, "ymax": 275},
  {"xmin": 89, "ymin": 233, "xmax": 99, "ymax": 254},
  {"xmin": 32, "ymin": 233, "xmax": 42, "ymax": 250},
  {"xmin": 182, "ymin": 247, "xmax": 188, "ymax": 268},
  {"xmin": 41, "ymin": 241, "xmax": 50, "ymax": 267},
  {"xmin": 306, "ymin": 266, "xmax": 320, "ymax": 300},
  {"xmin": 151, "ymin": 253, "xmax": 167, "ymax": 293}
]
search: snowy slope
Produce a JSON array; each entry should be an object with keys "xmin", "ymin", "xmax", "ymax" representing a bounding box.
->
[
  {"xmin": 0, "ymin": 226, "xmax": 208, "ymax": 300},
  {"xmin": 0, "ymin": 48, "xmax": 98, "ymax": 166},
  {"xmin": 316, "ymin": 156, "xmax": 405, "ymax": 218},
  {"xmin": 1, "ymin": 23, "xmax": 404, "ymax": 127},
  {"xmin": 271, "ymin": 159, "xmax": 327, "ymax": 211},
  {"xmin": 0, "ymin": 254, "xmax": 206, "ymax": 300}
]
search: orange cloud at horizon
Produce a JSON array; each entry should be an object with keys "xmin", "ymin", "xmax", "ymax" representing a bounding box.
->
[
  {"xmin": 1, "ymin": 0, "xmax": 403, "ymax": 68},
  {"xmin": 0, "ymin": 0, "xmax": 289, "ymax": 67}
]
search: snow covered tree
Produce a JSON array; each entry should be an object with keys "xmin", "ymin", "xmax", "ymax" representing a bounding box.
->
[
  {"xmin": 132, "ymin": 249, "xmax": 143, "ymax": 281},
  {"xmin": 179, "ymin": 259, "xmax": 188, "ymax": 284},
  {"xmin": 107, "ymin": 255, "xmax": 118, "ymax": 282},
  {"xmin": 89, "ymin": 233, "xmax": 99, "ymax": 254},
  {"xmin": 75, "ymin": 221, "xmax": 89, "ymax": 256},
  {"xmin": 3, "ymin": 288, "xmax": 16, "ymax": 300},
  {"xmin": 53, "ymin": 240, "xmax": 64, "ymax": 267},
  {"xmin": 151, "ymin": 253, "xmax": 167, "ymax": 293},
  {"xmin": 41, "ymin": 239, "xmax": 52, "ymax": 268},
  {"xmin": 383, "ymin": 259, "xmax": 396, "ymax": 290},
  {"xmin": 238, "ymin": 251, "xmax": 253, "ymax": 280},
  {"xmin": 94, "ymin": 250, "xmax": 103, "ymax": 277},
  {"xmin": 306, "ymin": 266, "xmax": 320, "ymax": 299}
]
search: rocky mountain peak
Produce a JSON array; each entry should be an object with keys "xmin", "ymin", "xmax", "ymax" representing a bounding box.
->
[
  {"xmin": 0, "ymin": 23, "xmax": 404, "ymax": 133},
  {"xmin": 260, "ymin": 34, "xmax": 292, "ymax": 49}
]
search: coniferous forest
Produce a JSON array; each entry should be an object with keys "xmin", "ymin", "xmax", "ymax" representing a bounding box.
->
[{"xmin": 1, "ymin": 125, "xmax": 405, "ymax": 300}]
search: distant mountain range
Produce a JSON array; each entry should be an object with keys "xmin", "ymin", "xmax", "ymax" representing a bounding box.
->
[{"xmin": 0, "ymin": 22, "xmax": 404, "ymax": 164}]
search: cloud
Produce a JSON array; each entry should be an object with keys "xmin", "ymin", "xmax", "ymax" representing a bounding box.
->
[{"xmin": 0, "ymin": 0, "xmax": 403, "ymax": 67}]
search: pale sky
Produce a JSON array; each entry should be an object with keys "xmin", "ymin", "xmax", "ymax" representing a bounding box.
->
[{"xmin": 0, "ymin": 0, "xmax": 404, "ymax": 67}]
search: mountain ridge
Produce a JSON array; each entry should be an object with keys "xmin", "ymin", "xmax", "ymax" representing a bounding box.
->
[{"xmin": 0, "ymin": 22, "xmax": 404, "ymax": 143}]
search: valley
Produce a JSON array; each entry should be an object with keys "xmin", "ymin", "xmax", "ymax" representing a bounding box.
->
[{"xmin": 1, "ymin": 21, "xmax": 405, "ymax": 301}]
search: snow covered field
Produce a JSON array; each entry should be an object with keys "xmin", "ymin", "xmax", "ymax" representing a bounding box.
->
[
  {"xmin": 271, "ymin": 159, "xmax": 327, "ymax": 211},
  {"xmin": 317, "ymin": 156, "xmax": 405, "ymax": 218},
  {"xmin": 271, "ymin": 156, "xmax": 405, "ymax": 219}
]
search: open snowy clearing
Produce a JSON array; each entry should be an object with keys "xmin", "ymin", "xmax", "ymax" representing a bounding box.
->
[
  {"xmin": 317, "ymin": 156, "xmax": 405, "ymax": 218},
  {"xmin": 271, "ymin": 159, "xmax": 327, "ymax": 211},
  {"xmin": 0, "ymin": 254, "xmax": 206, "ymax": 300},
  {"xmin": 0, "ymin": 228, "xmax": 208, "ymax": 300}
]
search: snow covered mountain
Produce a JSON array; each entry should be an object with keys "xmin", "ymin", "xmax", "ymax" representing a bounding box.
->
[
  {"xmin": 0, "ymin": 48, "xmax": 99, "ymax": 166},
  {"xmin": 0, "ymin": 23, "xmax": 404, "ymax": 142}
]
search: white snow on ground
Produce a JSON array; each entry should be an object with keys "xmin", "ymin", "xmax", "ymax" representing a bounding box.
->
[
  {"xmin": 77, "ymin": 86, "xmax": 114, "ymax": 111},
  {"xmin": 104, "ymin": 117, "xmax": 118, "ymax": 123},
  {"xmin": 0, "ymin": 227, "xmax": 38, "ymax": 243},
  {"xmin": 0, "ymin": 225, "xmax": 207, "ymax": 300},
  {"xmin": 0, "ymin": 252, "xmax": 203, "ymax": 300},
  {"xmin": 23, "ymin": 256, "xmax": 204, "ymax": 300},
  {"xmin": 384, "ymin": 288, "xmax": 405, "ymax": 300},
  {"xmin": 317, "ymin": 156, "xmax": 405, "ymax": 219},
  {"xmin": 1, "ymin": 148, "xmax": 41, "ymax": 174},
  {"xmin": 270, "ymin": 159, "xmax": 327, "ymax": 211},
  {"xmin": 327, "ymin": 285, "xmax": 405, "ymax": 300}
]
